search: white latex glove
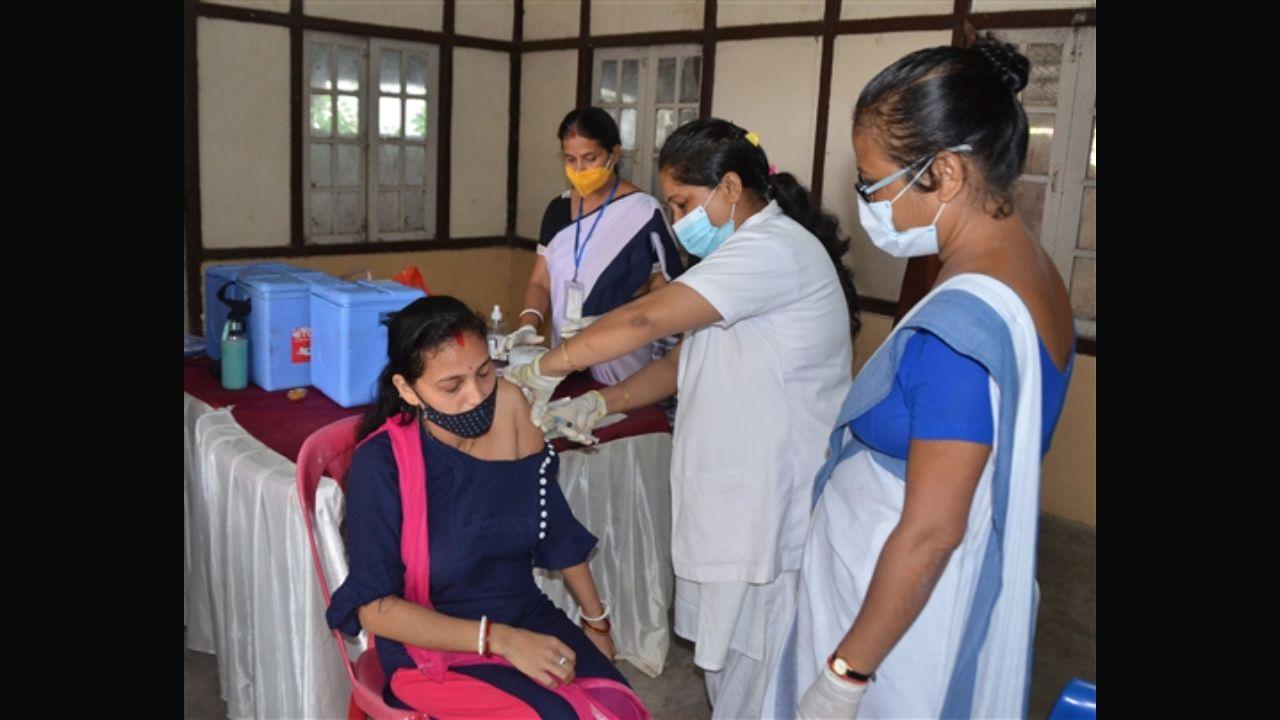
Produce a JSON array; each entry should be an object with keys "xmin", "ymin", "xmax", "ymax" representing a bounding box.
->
[
  {"xmin": 541, "ymin": 391, "xmax": 608, "ymax": 445},
  {"xmin": 796, "ymin": 662, "xmax": 869, "ymax": 720},
  {"xmin": 503, "ymin": 350, "xmax": 565, "ymax": 428},
  {"xmin": 559, "ymin": 315, "xmax": 600, "ymax": 339},
  {"xmin": 501, "ymin": 324, "xmax": 545, "ymax": 354}
]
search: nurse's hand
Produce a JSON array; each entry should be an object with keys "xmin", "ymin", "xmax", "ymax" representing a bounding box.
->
[
  {"xmin": 542, "ymin": 391, "xmax": 608, "ymax": 444},
  {"xmin": 797, "ymin": 663, "xmax": 868, "ymax": 719},
  {"xmin": 559, "ymin": 315, "xmax": 600, "ymax": 339},
  {"xmin": 504, "ymin": 350, "xmax": 564, "ymax": 427},
  {"xmin": 501, "ymin": 324, "xmax": 544, "ymax": 354}
]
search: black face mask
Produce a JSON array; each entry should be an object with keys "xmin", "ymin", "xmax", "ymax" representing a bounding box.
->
[{"xmin": 416, "ymin": 382, "xmax": 497, "ymax": 438}]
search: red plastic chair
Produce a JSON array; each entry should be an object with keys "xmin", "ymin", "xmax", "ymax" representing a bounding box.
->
[{"xmin": 296, "ymin": 415, "xmax": 427, "ymax": 720}]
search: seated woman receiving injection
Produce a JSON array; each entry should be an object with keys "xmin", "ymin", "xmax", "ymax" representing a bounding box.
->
[{"xmin": 325, "ymin": 296, "xmax": 649, "ymax": 720}]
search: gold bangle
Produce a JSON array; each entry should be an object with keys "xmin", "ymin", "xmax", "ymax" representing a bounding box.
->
[{"xmin": 561, "ymin": 341, "xmax": 580, "ymax": 372}]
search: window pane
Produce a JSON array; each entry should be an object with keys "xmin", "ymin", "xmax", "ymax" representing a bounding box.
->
[
  {"xmin": 680, "ymin": 56, "xmax": 701, "ymax": 103},
  {"xmin": 406, "ymin": 99, "xmax": 427, "ymax": 139},
  {"xmin": 654, "ymin": 108, "xmax": 676, "ymax": 149},
  {"xmin": 1024, "ymin": 75, "xmax": 1058, "ymax": 107},
  {"xmin": 403, "ymin": 190, "xmax": 425, "ymax": 230},
  {"xmin": 599, "ymin": 60, "xmax": 617, "ymax": 103},
  {"xmin": 310, "ymin": 95, "xmax": 332, "ymax": 136},
  {"xmin": 336, "ymin": 192, "xmax": 361, "ymax": 233},
  {"xmin": 405, "ymin": 146, "xmax": 426, "ymax": 186},
  {"xmin": 620, "ymin": 108, "xmax": 637, "ymax": 150},
  {"xmin": 606, "ymin": 107, "xmax": 618, "ymax": 124},
  {"xmin": 407, "ymin": 53, "xmax": 428, "ymax": 96},
  {"xmin": 309, "ymin": 144, "xmax": 331, "ymax": 187},
  {"xmin": 1024, "ymin": 113, "xmax": 1054, "ymax": 176},
  {"xmin": 1024, "ymin": 42, "xmax": 1062, "ymax": 68},
  {"xmin": 309, "ymin": 191, "xmax": 332, "ymax": 234},
  {"xmin": 1078, "ymin": 187, "xmax": 1096, "ymax": 251},
  {"xmin": 380, "ymin": 97, "xmax": 402, "ymax": 137},
  {"xmin": 657, "ymin": 58, "xmax": 676, "ymax": 104},
  {"xmin": 679, "ymin": 107, "xmax": 697, "ymax": 126},
  {"xmin": 337, "ymin": 47, "xmax": 360, "ymax": 92},
  {"xmin": 1087, "ymin": 117, "xmax": 1096, "ymax": 179},
  {"xmin": 380, "ymin": 145, "xmax": 402, "ymax": 186},
  {"xmin": 309, "ymin": 43, "xmax": 331, "ymax": 90},
  {"xmin": 1069, "ymin": 257, "xmax": 1096, "ymax": 321},
  {"xmin": 621, "ymin": 60, "xmax": 638, "ymax": 104},
  {"xmin": 1011, "ymin": 180, "xmax": 1046, "ymax": 241},
  {"xmin": 618, "ymin": 154, "xmax": 634, "ymax": 183},
  {"xmin": 336, "ymin": 95, "xmax": 359, "ymax": 137},
  {"xmin": 378, "ymin": 191, "xmax": 400, "ymax": 232},
  {"xmin": 336, "ymin": 145, "xmax": 361, "ymax": 187},
  {"xmin": 380, "ymin": 50, "xmax": 401, "ymax": 93},
  {"xmin": 1021, "ymin": 43, "xmax": 1061, "ymax": 107}
]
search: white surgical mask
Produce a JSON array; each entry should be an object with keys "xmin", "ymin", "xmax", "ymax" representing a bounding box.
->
[{"xmin": 855, "ymin": 144, "xmax": 971, "ymax": 258}]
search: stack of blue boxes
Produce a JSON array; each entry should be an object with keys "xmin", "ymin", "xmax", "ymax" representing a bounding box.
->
[{"xmin": 202, "ymin": 263, "xmax": 426, "ymax": 406}]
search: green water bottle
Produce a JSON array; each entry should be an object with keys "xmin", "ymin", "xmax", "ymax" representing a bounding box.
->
[{"xmin": 221, "ymin": 319, "xmax": 249, "ymax": 390}]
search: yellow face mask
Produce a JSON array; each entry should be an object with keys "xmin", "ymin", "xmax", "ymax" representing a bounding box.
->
[{"xmin": 564, "ymin": 158, "xmax": 614, "ymax": 196}]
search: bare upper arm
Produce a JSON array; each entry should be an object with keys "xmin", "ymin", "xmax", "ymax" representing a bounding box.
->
[
  {"xmin": 625, "ymin": 280, "xmax": 722, "ymax": 339},
  {"xmin": 499, "ymin": 378, "xmax": 544, "ymax": 456},
  {"xmin": 527, "ymin": 253, "xmax": 551, "ymax": 292},
  {"xmin": 900, "ymin": 439, "xmax": 992, "ymax": 549}
]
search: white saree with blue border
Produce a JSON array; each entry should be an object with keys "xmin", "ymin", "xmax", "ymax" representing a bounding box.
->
[{"xmin": 768, "ymin": 273, "xmax": 1043, "ymax": 719}]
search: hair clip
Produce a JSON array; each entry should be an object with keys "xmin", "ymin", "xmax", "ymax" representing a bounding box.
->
[
  {"xmin": 744, "ymin": 131, "xmax": 761, "ymax": 147},
  {"xmin": 768, "ymin": 164, "xmax": 777, "ymax": 177}
]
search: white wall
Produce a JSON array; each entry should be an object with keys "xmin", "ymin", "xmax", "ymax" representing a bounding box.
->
[
  {"xmin": 197, "ymin": 18, "xmax": 291, "ymax": 248},
  {"xmin": 718, "ymin": 0, "xmax": 823, "ymax": 26},
  {"xmin": 589, "ymin": 0, "xmax": 704, "ymax": 35},
  {"xmin": 524, "ymin": 0, "xmax": 580, "ymax": 40},
  {"xmin": 517, "ymin": 50, "xmax": 578, "ymax": 239},
  {"xmin": 840, "ymin": 1, "xmax": 952, "ymax": 20},
  {"xmin": 456, "ymin": 0, "xmax": 514, "ymax": 40},
  {"xmin": 822, "ymin": 30, "xmax": 949, "ymax": 301},
  {"xmin": 303, "ymin": 0, "xmax": 445, "ymax": 30},
  {"xmin": 452, "ymin": 48, "xmax": 511, "ymax": 237},
  {"xmin": 712, "ymin": 36, "xmax": 823, "ymax": 193}
]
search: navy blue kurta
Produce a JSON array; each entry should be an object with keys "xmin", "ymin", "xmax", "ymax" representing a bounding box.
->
[{"xmin": 326, "ymin": 422, "xmax": 627, "ymax": 714}]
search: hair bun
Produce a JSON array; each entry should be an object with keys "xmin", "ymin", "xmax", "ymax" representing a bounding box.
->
[{"xmin": 972, "ymin": 36, "xmax": 1030, "ymax": 94}]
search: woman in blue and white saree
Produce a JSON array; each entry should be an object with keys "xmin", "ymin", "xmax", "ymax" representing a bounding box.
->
[
  {"xmin": 505, "ymin": 107, "xmax": 684, "ymax": 386},
  {"xmin": 768, "ymin": 37, "xmax": 1077, "ymax": 719}
]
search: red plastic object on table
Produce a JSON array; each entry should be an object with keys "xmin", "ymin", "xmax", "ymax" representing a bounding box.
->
[
  {"xmin": 391, "ymin": 265, "xmax": 430, "ymax": 294},
  {"xmin": 295, "ymin": 416, "xmax": 428, "ymax": 720}
]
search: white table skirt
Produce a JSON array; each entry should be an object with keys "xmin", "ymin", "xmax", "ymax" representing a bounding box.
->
[{"xmin": 184, "ymin": 392, "xmax": 674, "ymax": 719}]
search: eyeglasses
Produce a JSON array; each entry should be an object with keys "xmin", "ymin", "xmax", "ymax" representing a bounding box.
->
[{"xmin": 854, "ymin": 144, "xmax": 973, "ymax": 203}]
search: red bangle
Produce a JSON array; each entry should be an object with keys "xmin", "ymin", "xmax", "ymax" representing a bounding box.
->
[
  {"xmin": 482, "ymin": 619, "xmax": 493, "ymax": 657},
  {"xmin": 580, "ymin": 616, "xmax": 612, "ymax": 634}
]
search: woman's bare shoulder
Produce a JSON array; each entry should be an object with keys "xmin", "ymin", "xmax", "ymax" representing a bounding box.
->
[{"xmin": 498, "ymin": 378, "xmax": 545, "ymax": 455}]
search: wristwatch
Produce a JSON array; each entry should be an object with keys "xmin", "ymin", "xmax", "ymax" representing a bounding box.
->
[{"xmin": 828, "ymin": 653, "xmax": 876, "ymax": 683}]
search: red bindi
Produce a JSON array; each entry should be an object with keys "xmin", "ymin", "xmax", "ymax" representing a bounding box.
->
[{"xmin": 453, "ymin": 330, "xmax": 466, "ymax": 347}]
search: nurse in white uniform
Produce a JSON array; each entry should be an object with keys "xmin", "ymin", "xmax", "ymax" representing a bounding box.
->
[{"xmin": 506, "ymin": 118, "xmax": 863, "ymax": 719}]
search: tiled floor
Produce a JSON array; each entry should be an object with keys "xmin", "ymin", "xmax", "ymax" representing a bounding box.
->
[{"xmin": 185, "ymin": 513, "xmax": 1094, "ymax": 719}]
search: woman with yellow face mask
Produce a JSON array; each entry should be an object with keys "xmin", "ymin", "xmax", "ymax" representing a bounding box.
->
[{"xmin": 503, "ymin": 107, "xmax": 685, "ymax": 386}]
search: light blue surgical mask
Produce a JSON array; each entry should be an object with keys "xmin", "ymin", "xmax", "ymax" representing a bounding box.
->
[
  {"xmin": 673, "ymin": 184, "xmax": 736, "ymax": 258},
  {"xmin": 855, "ymin": 144, "xmax": 971, "ymax": 258}
]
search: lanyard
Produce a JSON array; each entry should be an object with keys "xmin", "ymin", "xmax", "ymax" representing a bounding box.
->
[{"xmin": 573, "ymin": 174, "xmax": 621, "ymax": 281}]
